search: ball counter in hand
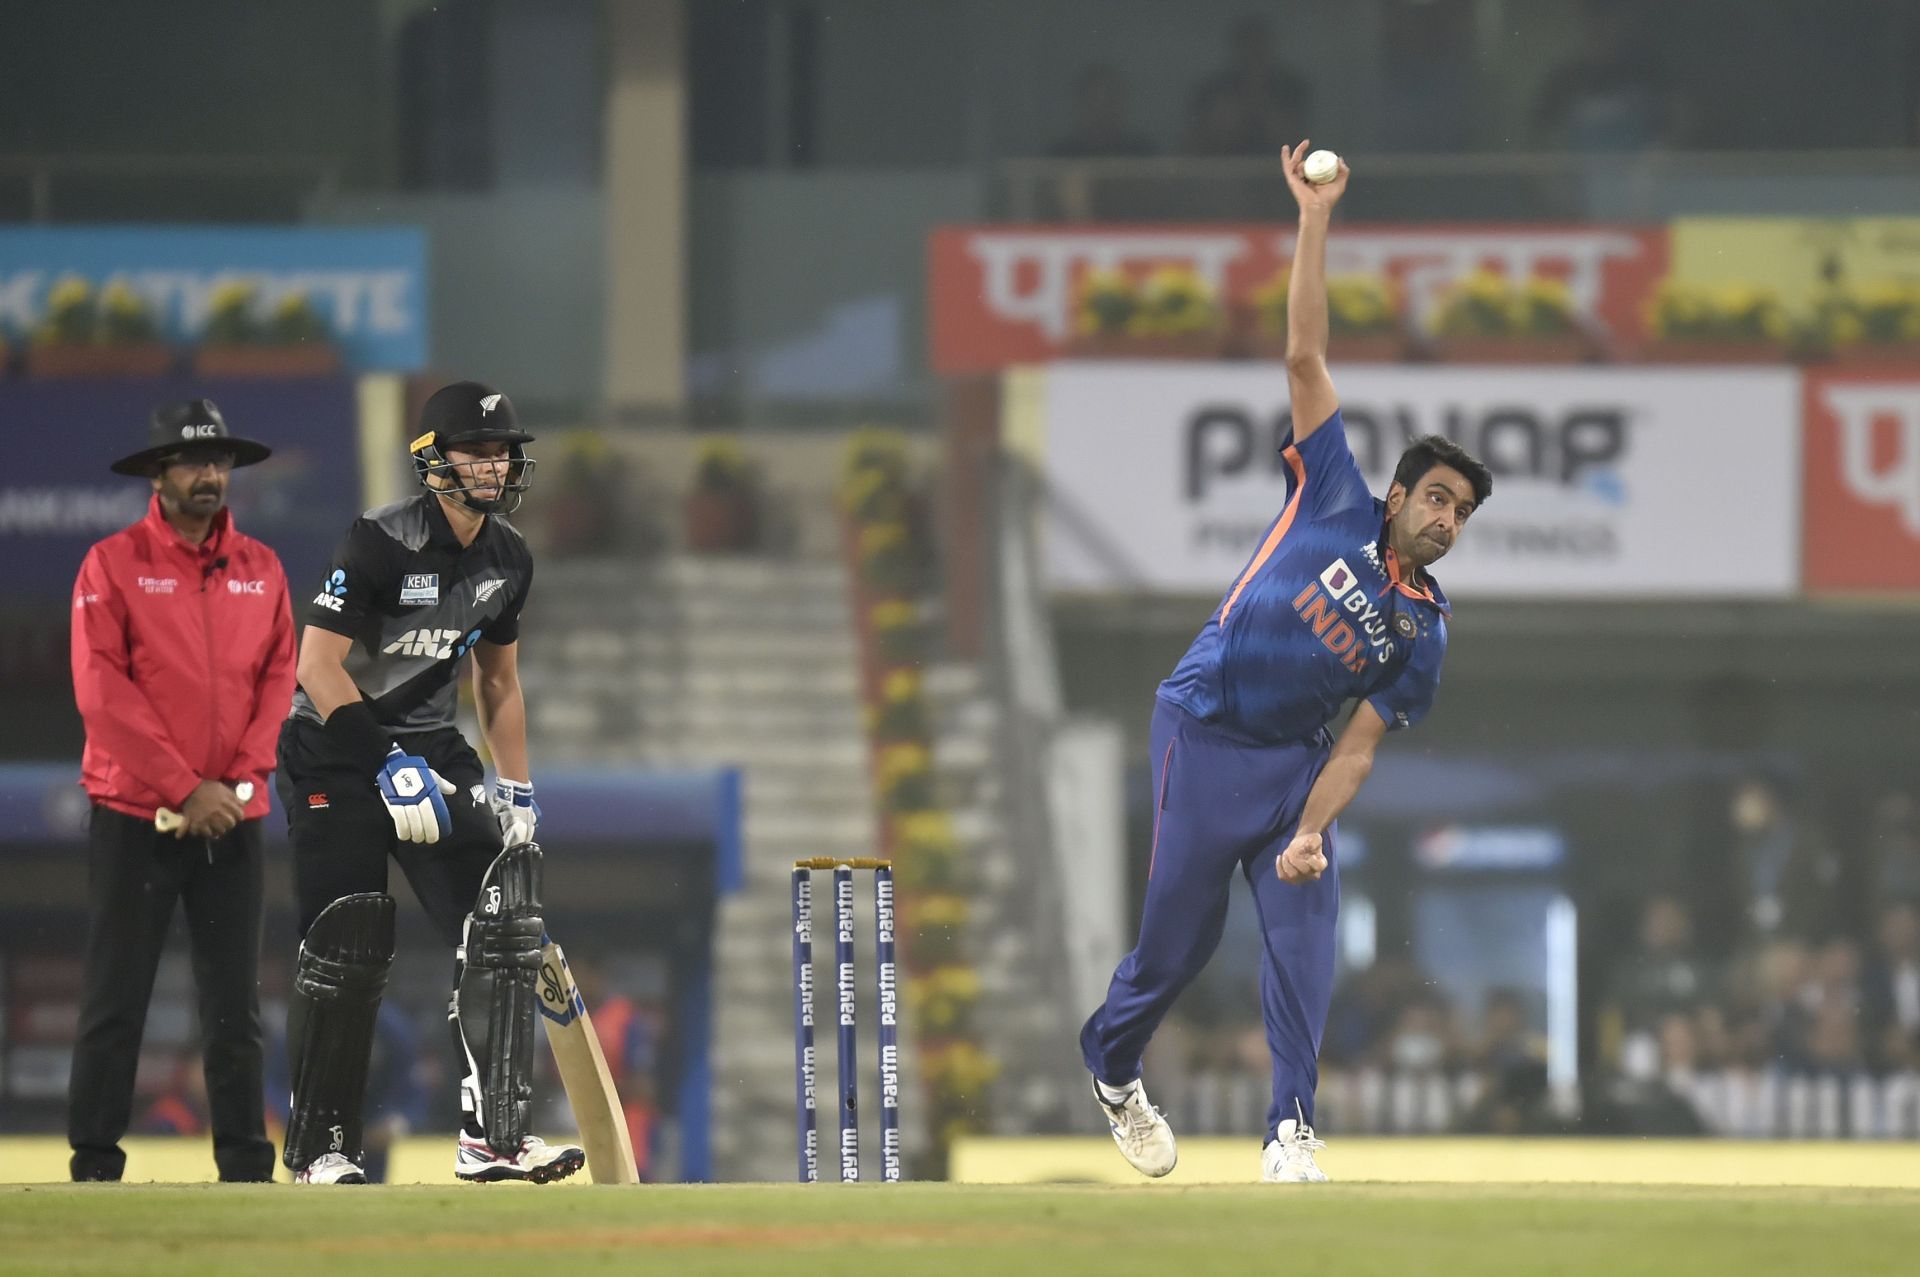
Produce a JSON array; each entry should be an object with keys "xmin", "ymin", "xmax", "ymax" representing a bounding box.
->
[{"xmin": 1303, "ymin": 149, "xmax": 1341, "ymax": 185}]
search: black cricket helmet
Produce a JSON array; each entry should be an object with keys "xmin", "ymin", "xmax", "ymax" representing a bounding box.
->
[{"xmin": 408, "ymin": 381, "xmax": 536, "ymax": 515}]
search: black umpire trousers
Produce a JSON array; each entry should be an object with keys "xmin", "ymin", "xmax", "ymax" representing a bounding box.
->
[{"xmin": 68, "ymin": 806, "xmax": 274, "ymax": 1182}]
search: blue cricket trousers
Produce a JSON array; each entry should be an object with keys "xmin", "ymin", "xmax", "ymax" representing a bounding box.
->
[{"xmin": 1080, "ymin": 698, "xmax": 1340, "ymax": 1139}]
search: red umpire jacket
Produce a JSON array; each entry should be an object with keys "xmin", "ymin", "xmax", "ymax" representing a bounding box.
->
[{"xmin": 70, "ymin": 495, "xmax": 296, "ymax": 822}]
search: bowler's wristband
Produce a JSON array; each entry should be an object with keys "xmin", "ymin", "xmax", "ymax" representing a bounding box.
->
[{"xmin": 321, "ymin": 701, "xmax": 391, "ymax": 775}]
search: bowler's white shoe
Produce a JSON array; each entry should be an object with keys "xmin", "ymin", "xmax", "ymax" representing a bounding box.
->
[
  {"xmin": 455, "ymin": 1132, "xmax": 586, "ymax": 1184},
  {"xmin": 295, "ymin": 1152, "xmax": 367, "ymax": 1185},
  {"xmin": 1261, "ymin": 1116, "xmax": 1329, "ymax": 1183},
  {"xmin": 1092, "ymin": 1074, "xmax": 1177, "ymax": 1178}
]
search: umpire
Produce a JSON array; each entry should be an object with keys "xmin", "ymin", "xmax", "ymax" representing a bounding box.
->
[{"xmin": 67, "ymin": 400, "xmax": 295, "ymax": 1182}]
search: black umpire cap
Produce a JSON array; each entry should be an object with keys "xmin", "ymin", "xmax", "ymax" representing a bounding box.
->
[{"xmin": 110, "ymin": 399, "xmax": 273, "ymax": 476}]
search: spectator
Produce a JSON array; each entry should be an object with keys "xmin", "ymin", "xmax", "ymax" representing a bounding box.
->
[
  {"xmin": 1185, "ymin": 15, "xmax": 1311, "ymax": 155},
  {"xmin": 1692, "ymin": 1004, "xmax": 1735, "ymax": 1071},
  {"xmin": 1748, "ymin": 939, "xmax": 1816, "ymax": 1066},
  {"xmin": 1532, "ymin": 0, "xmax": 1688, "ymax": 151},
  {"xmin": 1471, "ymin": 988, "xmax": 1543, "ymax": 1075},
  {"xmin": 1605, "ymin": 891, "xmax": 1712, "ymax": 1029},
  {"xmin": 1323, "ymin": 957, "xmax": 1423, "ymax": 1066},
  {"xmin": 1812, "ymin": 938, "xmax": 1864, "ymax": 1011},
  {"xmin": 1805, "ymin": 1000, "xmax": 1866, "ymax": 1076},
  {"xmin": 1726, "ymin": 778, "xmax": 1844, "ymax": 943},
  {"xmin": 1597, "ymin": 1011, "xmax": 1707, "ymax": 1136},
  {"xmin": 1862, "ymin": 902, "xmax": 1920, "ymax": 1071},
  {"xmin": 1051, "ymin": 64, "xmax": 1155, "ymax": 159},
  {"xmin": 1656, "ymin": 1011, "xmax": 1701, "ymax": 1082},
  {"xmin": 1602, "ymin": 896, "xmax": 1715, "ymax": 1066},
  {"xmin": 1383, "ymin": 992, "xmax": 1458, "ymax": 1074}
]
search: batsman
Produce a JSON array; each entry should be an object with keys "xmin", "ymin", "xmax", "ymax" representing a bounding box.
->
[{"xmin": 275, "ymin": 381, "xmax": 583, "ymax": 1184}]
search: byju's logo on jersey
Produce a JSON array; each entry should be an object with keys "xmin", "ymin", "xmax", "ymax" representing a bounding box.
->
[
  {"xmin": 383, "ymin": 626, "xmax": 484, "ymax": 660},
  {"xmin": 474, "ymin": 578, "xmax": 507, "ymax": 605},
  {"xmin": 312, "ymin": 569, "xmax": 347, "ymax": 612},
  {"xmin": 399, "ymin": 573, "xmax": 439, "ymax": 606},
  {"xmin": 1319, "ymin": 558, "xmax": 1358, "ymax": 599},
  {"xmin": 1295, "ymin": 557, "xmax": 1397, "ymax": 675}
]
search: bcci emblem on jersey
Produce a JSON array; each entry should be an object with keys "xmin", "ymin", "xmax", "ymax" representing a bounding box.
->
[{"xmin": 399, "ymin": 573, "xmax": 440, "ymax": 606}]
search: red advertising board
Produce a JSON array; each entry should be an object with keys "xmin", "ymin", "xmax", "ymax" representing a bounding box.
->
[
  {"xmin": 929, "ymin": 223, "xmax": 1669, "ymax": 374},
  {"xmin": 1803, "ymin": 368, "xmax": 1920, "ymax": 593}
]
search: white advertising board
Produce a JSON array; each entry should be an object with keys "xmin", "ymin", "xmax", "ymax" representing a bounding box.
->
[{"xmin": 1037, "ymin": 364, "xmax": 1800, "ymax": 598}]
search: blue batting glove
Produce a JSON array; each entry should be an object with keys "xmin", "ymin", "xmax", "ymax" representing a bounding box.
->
[
  {"xmin": 378, "ymin": 746, "xmax": 456, "ymax": 844},
  {"xmin": 490, "ymin": 777, "xmax": 540, "ymax": 848}
]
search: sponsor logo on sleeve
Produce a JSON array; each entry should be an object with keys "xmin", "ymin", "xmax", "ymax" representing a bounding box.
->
[{"xmin": 312, "ymin": 569, "xmax": 347, "ymax": 612}]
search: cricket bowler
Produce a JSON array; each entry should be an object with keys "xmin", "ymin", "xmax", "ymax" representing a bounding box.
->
[{"xmin": 1080, "ymin": 144, "xmax": 1494, "ymax": 1183}]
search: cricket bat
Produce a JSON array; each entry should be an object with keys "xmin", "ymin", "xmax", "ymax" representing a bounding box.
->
[
  {"xmin": 538, "ymin": 935, "xmax": 641, "ymax": 1184},
  {"xmin": 155, "ymin": 782, "xmax": 254, "ymax": 832}
]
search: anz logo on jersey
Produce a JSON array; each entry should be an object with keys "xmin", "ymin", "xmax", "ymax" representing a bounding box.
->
[
  {"xmin": 383, "ymin": 626, "xmax": 485, "ymax": 660},
  {"xmin": 1291, "ymin": 558, "xmax": 1396, "ymax": 675}
]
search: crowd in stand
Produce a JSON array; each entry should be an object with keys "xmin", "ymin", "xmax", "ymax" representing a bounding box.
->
[{"xmin": 1147, "ymin": 779, "xmax": 1920, "ymax": 1135}]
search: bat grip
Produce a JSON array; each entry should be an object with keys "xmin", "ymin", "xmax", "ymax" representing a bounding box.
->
[{"xmin": 154, "ymin": 781, "xmax": 256, "ymax": 833}]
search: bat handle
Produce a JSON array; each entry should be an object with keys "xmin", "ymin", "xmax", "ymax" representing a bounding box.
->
[{"xmin": 154, "ymin": 781, "xmax": 257, "ymax": 833}]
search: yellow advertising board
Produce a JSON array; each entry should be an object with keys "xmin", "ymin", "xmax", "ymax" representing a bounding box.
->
[{"xmin": 1671, "ymin": 217, "xmax": 1920, "ymax": 309}]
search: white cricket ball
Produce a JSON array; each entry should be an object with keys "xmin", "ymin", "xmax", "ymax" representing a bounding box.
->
[{"xmin": 1303, "ymin": 149, "xmax": 1341, "ymax": 185}]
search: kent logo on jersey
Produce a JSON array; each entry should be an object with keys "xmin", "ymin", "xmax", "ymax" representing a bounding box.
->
[
  {"xmin": 399, "ymin": 573, "xmax": 440, "ymax": 606},
  {"xmin": 1291, "ymin": 557, "xmax": 1395, "ymax": 675}
]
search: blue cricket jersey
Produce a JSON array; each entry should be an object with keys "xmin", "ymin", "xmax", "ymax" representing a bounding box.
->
[{"xmin": 1158, "ymin": 409, "xmax": 1451, "ymax": 744}]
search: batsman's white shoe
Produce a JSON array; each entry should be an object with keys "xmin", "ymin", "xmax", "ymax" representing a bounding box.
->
[
  {"xmin": 1092, "ymin": 1074, "xmax": 1177, "ymax": 1178},
  {"xmin": 1261, "ymin": 1116, "xmax": 1329, "ymax": 1183},
  {"xmin": 455, "ymin": 1132, "xmax": 586, "ymax": 1184},
  {"xmin": 295, "ymin": 1152, "xmax": 368, "ymax": 1185}
]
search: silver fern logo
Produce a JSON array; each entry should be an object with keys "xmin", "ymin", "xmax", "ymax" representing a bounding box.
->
[{"xmin": 475, "ymin": 578, "xmax": 508, "ymax": 604}]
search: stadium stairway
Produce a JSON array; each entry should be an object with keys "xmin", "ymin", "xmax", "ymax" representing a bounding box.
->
[{"xmin": 516, "ymin": 555, "xmax": 924, "ymax": 1181}]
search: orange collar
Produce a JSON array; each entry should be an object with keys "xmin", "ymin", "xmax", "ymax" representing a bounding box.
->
[{"xmin": 1383, "ymin": 543, "xmax": 1438, "ymax": 606}]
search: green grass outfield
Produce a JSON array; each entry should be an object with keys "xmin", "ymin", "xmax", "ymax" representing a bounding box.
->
[{"xmin": 4, "ymin": 1180, "xmax": 1920, "ymax": 1277}]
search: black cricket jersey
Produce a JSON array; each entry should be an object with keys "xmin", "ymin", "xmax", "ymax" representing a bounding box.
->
[{"xmin": 291, "ymin": 494, "xmax": 533, "ymax": 734}]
